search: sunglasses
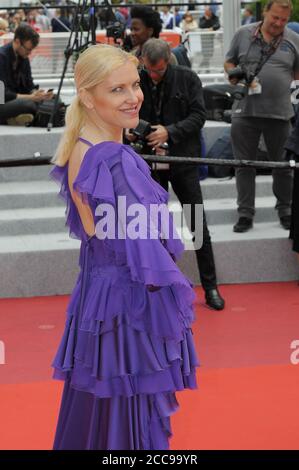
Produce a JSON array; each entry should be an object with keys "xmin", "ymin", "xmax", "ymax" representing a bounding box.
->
[{"xmin": 141, "ymin": 64, "xmax": 168, "ymax": 76}]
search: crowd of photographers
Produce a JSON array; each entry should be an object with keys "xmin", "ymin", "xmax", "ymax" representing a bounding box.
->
[{"xmin": 1, "ymin": 1, "xmax": 299, "ymax": 310}]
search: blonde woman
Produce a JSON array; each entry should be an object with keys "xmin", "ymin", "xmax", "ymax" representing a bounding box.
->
[{"xmin": 51, "ymin": 44, "xmax": 198, "ymax": 450}]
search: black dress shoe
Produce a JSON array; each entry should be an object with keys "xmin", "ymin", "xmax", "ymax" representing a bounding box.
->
[
  {"xmin": 205, "ymin": 288, "xmax": 225, "ymax": 310},
  {"xmin": 280, "ymin": 215, "xmax": 291, "ymax": 230},
  {"xmin": 233, "ymin": 217, "xmax": 253, "ymax": 233}
]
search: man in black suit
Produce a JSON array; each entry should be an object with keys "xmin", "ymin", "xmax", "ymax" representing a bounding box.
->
[
  {"xmin": 0, "ymin": 23, "xmax": 53, "ymax": 125},
  {"xmin": 138, "ymin": 38, "xmax": 225, "ymax": 310}
]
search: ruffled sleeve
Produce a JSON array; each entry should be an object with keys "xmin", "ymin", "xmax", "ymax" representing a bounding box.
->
[
  {"xmin": 73, "ymin": 158, "xmax": 116, "ymax": 206},
  {"xmin": 50, "ymin": 163, "xmax": 85, "ymax": 240}
]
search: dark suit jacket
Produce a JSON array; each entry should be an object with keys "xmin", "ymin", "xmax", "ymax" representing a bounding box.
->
[
  {"xmin": 139, "ymin": 64, "xmax": 206, "ymax": 162},
  {"xmin": 0, "ymin": 42, "xmax": 35, "ymax": 102}
]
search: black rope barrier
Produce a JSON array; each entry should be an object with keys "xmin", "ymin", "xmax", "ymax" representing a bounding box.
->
[
  {"xmin": 0, "ymin": 154, "xmax": 298, "ymax": 169},
  {"xmin": 0, "ymin": 156, "xmax": 52, "ymax": 167},
  {"xmin": 141, "ymin": 155, "xmax": 299, "ymax": 169}
]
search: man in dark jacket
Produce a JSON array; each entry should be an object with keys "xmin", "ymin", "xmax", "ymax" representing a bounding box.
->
[
  {"xmin": 0, "ymin": 23, "xmax": 53, "ymax": 125},
  {"xmin": 138, "ymin": 38, "xmax": 225, "ymax": 310}
]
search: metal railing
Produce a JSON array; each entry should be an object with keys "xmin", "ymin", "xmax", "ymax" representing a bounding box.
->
[
  {"xmin": 185, "ymin": 30, "xmax": 224, "ymax": 74},
  {"xmin": 0, "ymin": 29, "xmax": 225, "ymax": 79},
  {"xmin": 0, "ymin": 32, "xmax": 78, "ymax": 76}
]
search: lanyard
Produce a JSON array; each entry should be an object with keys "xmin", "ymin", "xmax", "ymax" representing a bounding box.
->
[{"xmin": 243, "ymin": 22, "xmax": 283, "ymax": 77}]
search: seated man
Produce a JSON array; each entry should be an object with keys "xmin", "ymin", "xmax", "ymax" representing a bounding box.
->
[{"xmin": 0, "ymin": 23, "xmax": 53, "ymax": 125}]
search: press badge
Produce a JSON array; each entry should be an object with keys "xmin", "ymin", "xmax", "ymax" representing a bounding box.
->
[
  {"xmin": 248, "ymin": 77, "xmax": 262, "ymax": 95},
  {"xmin": 152, "ymin": 163, "xmax": 170, "ymax": 170}
]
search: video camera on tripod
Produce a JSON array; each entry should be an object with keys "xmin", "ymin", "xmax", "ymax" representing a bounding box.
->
[{"xmin": 100, "ymin": 0, "xmax": 126, "ymax": 42}]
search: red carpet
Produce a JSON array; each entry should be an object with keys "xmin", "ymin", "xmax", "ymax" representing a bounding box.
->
[{"xmin": 0, "ymin": 282, "xmax": 299, "ymax": 449}]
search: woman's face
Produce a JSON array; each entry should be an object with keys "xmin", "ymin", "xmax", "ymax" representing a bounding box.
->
[
  {"xmin": 130, "ymin": 18, "xmax": 153, "ymax": 47},
  {"xmin": 84, "ymin": 61, "xmax": 144, "ymax": 131}
]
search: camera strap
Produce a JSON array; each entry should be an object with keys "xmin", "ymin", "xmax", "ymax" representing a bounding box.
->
[
  {"xmin": 151, "ymin": 80, "xmax": 166, "ymax": 123},
  {"xmin": 244, "ymin": 22, "xmax": 283, "ymax": 79}
]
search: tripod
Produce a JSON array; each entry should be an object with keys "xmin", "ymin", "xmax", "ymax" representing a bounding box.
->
[{"xmin": 47, "ymin": 0, "xmax": 97, "ymax": 131}]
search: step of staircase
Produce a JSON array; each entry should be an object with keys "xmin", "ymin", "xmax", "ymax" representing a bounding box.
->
[
  {"xmin": 170, "ymin": 196, "xmax": 279, "ymax": 225},
  {"xmin": 0, "ymin": 207, "xmax": 66, "ymax": 235},
  {"xmin": 0, "ymin": 232, "xmax": 80, "ymax": 298},
  {"xmin": 0, "ymin": 179, "xmax": 280, "ymax": 235},
  {"xmin": 0, "ymin": 223, "xmax": 297, "ymax": 298},
  {"xmin": 0, "ymin": 165, "xmax": 52, "ymax": 183},
  {"xmin": 0, "ymin": 173, "xmax": 275, "ymax": 209},
  {"xmin": 200, "ymin": 175, "xmax": 273, "ymax": 199},
  {"xmin": 0, "ymin": 126, "xmax": 61, "ymax": 162},
  {"xmin": 0, "ymin": 124, "xmax": 297, "ymax": 298},
  {"xmin": 0, "ymin": 121, "xmax": 229, "ymax": 162},
  {"xmin": 0, "ymin": 181, "xmax": 64, "ymax": 209},
  {"xmin": 178, "ymin": 222, "xmax": 298, "ymax": 286}
]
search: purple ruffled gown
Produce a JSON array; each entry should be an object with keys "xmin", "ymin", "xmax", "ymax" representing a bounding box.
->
[{"xmin": 50, "ymin": 140, "xmax": 199, "ymax": 450}]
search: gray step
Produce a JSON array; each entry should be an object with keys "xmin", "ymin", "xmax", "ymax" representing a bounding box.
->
[
  {"xmin": 0, "ymin": 174, "xmax": 276, "ymax": 212},
  {"xmin": 0, "ymin": 165, "xmax": 52, "ymax": 183},
  {"xmin": 0, "ymin": 224, "xmax": 298, "ymax": 298},
  {"xmin": 179, "ymin": 222, "xmax": 299, "ymax": 285},
  {"xmin": 0, "ymin": 181, "xmax": 64, "ymax": 209},
  {"xmin": 0, "ymin": 120, "xmax": 228, "ymax": 162},
  {"xmin": 204, "ymin": 196, "xmax": 278, "ymax": 225},
  {"xmin": 0, "ymin": 165, "xmax": 274, "ymax": 199},
  {"xmin": 170, "ymin": 194, "xmax": 279, "ymax": 226},
  {"xmin": 0, "ymin": 232, "xmax": 80, "ymax": 298},
  {"xmin": 0, "ymin": 126, "xmax": 62, "ymax": 162},
  {"xmin": 0, "ymin": 207, "xmax": 67, "ymax": 236},
  {"xmin": 0, "ymin": 196, "xmax": 280, "ymax": 237},
  {"xmin": 200, "ymin": 175, "xmax": 274, "ymax": 199}
]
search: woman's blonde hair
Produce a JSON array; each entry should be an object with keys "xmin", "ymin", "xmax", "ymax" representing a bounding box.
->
[{"xmin": 53, "ymin": 44, "xmax": 138, "ymax": 166}]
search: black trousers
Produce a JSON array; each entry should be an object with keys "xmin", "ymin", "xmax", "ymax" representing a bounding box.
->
[
  {"xmin": 0, "ymin": 98, "xmax": 38, "ymax": 124},
  {"xmin": 152, "ymin": 165, "xmax": 217, "ymax": 291},
  {"xmin": 231, "ymin": 117, "xmax": 292, "ymax": 219}
]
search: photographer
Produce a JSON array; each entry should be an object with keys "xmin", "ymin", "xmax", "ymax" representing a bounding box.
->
[
  {"xmin": 224, "ymin": 0, "xmax": 299, "ymax": 233},
  {"xmin": 138, "ymin": 38, "xmax": 225, "ymax": 311},
  {"xmin": 0, "ymin": 23, "xmax": 53, "ymax": 125}
]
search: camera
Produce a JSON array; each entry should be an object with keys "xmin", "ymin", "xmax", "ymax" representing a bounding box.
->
[
  {"xmin": 106, "ymin": 21, "xmax": 126, "ymax": 41},
  {"xmin": 228, "ymin": 66, "xmax": 256, "ymax": 100},
  {"xmin": 129, "ymin": 119, "xmax": 153, "ymax": 153}
]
